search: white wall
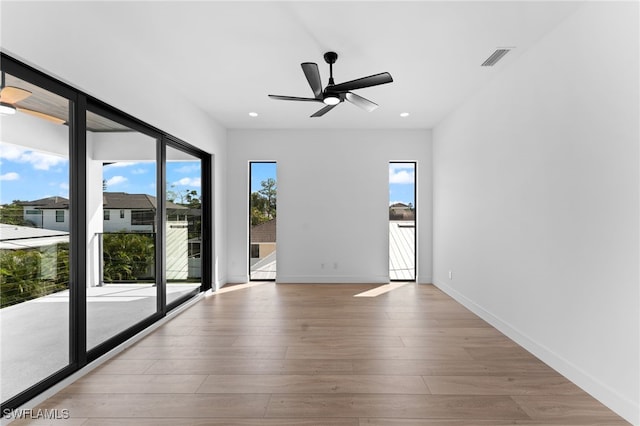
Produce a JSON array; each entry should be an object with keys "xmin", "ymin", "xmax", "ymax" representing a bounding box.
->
[
  {"xmin": 433, "ymin": 3, "xmax": 639, "ymax": 424},
  {"xmin": 227, "ymin": 129, "xmax": 432, "ymax": 284}
]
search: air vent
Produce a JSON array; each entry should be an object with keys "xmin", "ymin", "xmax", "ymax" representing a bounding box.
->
[{"xmin": 481, "ymin": 49, "xmax": 511, "ymax": 67}]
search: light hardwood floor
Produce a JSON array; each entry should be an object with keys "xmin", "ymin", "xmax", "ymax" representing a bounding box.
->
[{"xmin": 12, "ymin": 283, "xmax": 629, "ymax": 425}]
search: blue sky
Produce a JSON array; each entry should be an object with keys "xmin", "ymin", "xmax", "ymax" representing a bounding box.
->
[
  {"xmin": 389, "ymin": 162, "xmax": 415, "ymax": 206},
  {"xmin": 1, "ymin": 143, "xmax": 414, "ymax": 207},
  {"xmin": 0, "ymin": 142, "xmax": 70, "ymax": 204},
  {"xmin": 250, "ymin": 162, "xmax": 277, "ymax": 193},
  {"xmin": 0, "ymin": 142, "xmax": 201, "ymax": 204}
]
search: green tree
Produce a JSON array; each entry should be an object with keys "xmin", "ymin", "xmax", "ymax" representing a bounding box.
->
[
  {"xmin": 0, "ymin": 201, "xmax": 30, "ymax": 226},
  {"xmin": 102, "ymin": 233, "xmax": 155, "ymax": 282},
  {"xmin": 250, "ymin": 179, "xmax": 277, "ymax": 226},
  {"xmin": 0, "ymin": 243, "xmax": 69, "ymax": 308}
]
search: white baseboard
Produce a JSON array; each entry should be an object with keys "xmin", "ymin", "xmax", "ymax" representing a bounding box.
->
[
  {"xmin": 433, "ymin": 278, "xmax": 639, "ymax": 426},
  {"xmin": 276, "ymin": 275, "xmax": 389, "ymax": 284}
]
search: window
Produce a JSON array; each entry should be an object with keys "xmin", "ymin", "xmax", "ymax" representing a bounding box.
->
[
  {"xmin": 131, "ymin": 210, "xmax": 154, "ymax": 226},
  {"xmin": 55, "ymin": 210, "xmax": 65, "ymax": 222},
  {"xmin": 389, "ymin": 162, "xmax": 416, "ymax": 281},
  {"xmin": 103, "ymin": 210, "xmax": 110, "ymax": 220},
  {"xmin": 120, "ymin": 209, "xmax": 125, "ymax": 219},
  {"xmin": 26, "ymin": 210, "xmax": 41, "ymax": 215},
  {"xmin": 249, "ymin": 162, "xmax": 277, "ymax": 281}
]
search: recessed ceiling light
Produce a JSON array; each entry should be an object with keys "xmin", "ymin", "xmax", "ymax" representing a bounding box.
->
[
  {"xmin": 249, "ymin": 112, "xmax": 258, "ymax": 117},
  {"xmin": 400, "ymin": 112, "xmax": 409, "ymax": 117}
]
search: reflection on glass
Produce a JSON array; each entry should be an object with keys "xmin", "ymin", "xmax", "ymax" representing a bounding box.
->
[
  {"xmin": 166, "ymin": 146, "xmax": 202, "ymax": 304},
  {"xmin": 389, "ymin": 162, "xmax": 416, "ymax": 281},
  {"xmin": 249, "ymin": 162, "xmax": 277, "ymax": 280},
  {"xmin": 86, "ymin": 110, "xmax": 158, "ymax": 349},
  {"xmin": 0, "ymin": 72, "xmax": 70, "ymax": 401}
]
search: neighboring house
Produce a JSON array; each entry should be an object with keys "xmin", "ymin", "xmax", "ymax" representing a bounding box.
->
[
  {"xmin": 389, "ymin": 202, "xmax": 415, "ymax": 220},
  {"xmin": 101, "ymin": 192, "xmax": 187, "ymax": 233},
  {"xmin": 20, "ymin": 193, "xmax": 188, "ymax": 233},
  {"xmin": 250, "ymin": 218, "xmax": 276, "ymax": 261},
  {"xmin": 21, "ymin": 196, "xmax": 70, "ymax": 231}
]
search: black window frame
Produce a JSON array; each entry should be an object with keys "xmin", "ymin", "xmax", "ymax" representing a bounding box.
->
[{"xmin": 56, "ymin": 210, "xmax": 65, "ymax": 222}]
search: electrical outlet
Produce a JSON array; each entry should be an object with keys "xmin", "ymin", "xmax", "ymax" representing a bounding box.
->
[{"xmin": 448, "ymin": 270, "xmax": 453, "ymax": 280}]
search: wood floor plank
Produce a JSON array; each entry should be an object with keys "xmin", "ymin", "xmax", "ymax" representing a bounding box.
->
[
  {"xmin": 83, "ymin": 419, "xmax": 358, "ymax": 426},
  {"xmin": 511, "ymin": 395, "xmax": 629, "ymax": 423},
  {"xmin": 265, "ymin": 394, "xmax": 530, "ymax": 420},
  {"xmin": 424, "ymin": 375, "xmax": 585, "ymax": 395},
  {"xmin": 351, "ymin": 359, "xmax": 558, "ymax": 376},
  {"xmin": 196, "ymin": 374, "xmax": 429, "ymax": 394},
  {"xmin": 285, "ymin": 346, "xmax": 472, "ymax": 360},
  {"xmin": 117, "ymin": 345, "xmax": 286, "ymax": 360},
  {"xmin": 232, "ymin": 334, "xmax": 405, "ymax": 348},
  {"xmin": 33, "ymin": 393, "xmax": 270, "ymax": 418},
  {"xmin": 60, "ymin": 374, "xmax": 207, "ymax": 394},
  {"xmin": 145, "ymin": 358, "xmax": 354, "ymax": 375},
  {"xmin": 91, "ymin": 359, "xmax": 156, "ymax": 375}
]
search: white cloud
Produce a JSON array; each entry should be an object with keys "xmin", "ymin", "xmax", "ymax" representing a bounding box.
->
[
  {"xmin": 0, "ymin": 142, "xmax": 67, "ymax": 171},
  {"xmin": 131, "ymin": 168, "xmax": 147, "ymax": 174},
  {"xmin": 389, "ymin": 169, "xmax": 414, "ymax": 184},
  {"xmin": 0, "ymin": 172, "xmax": 19, "ymax": 181},
  {"xmin": 173, "ymin": 177, "xmax": 201, "ymax": 187},
  {"xmin": 59, "ymin": 182, "xmax": 69, "ymax": 190},
  {"xmin": 106, "ymin": 175, "xmax": 127, "ymax": 186},
  {"xmin": 389, "ymin": 163, "xmax": 414, "ymax": 173},
  {"xmin": 173, "ymin": 164, "xmax": 201, "ymax": 173}
]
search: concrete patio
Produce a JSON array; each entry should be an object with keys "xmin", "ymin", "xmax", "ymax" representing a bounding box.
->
[{"xmin": 0, "ymin": 283, "xmax": 199, "ymax": 402}]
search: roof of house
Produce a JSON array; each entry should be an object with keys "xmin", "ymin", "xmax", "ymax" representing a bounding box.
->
[
  {"xmin": 0, "ymin": 223, "xmax": 69, "ymax": 249},
  {"xmin": 250, "ymin": 218, "xmax": 276, "ymax": 243},
  {"xmin": 390, "ymin": 202, "xmax": 410, "ymax": 209},
  {"xmin": 21, "ymin": 196, "xmax": 70, "ymax": 209},
  {"xmin": 103, "ymin": 192, "xmax": 186, "ymax": 210},
  {"xmin": 20, "ymin": 193, "xmax": 187, "ymax": 210}
]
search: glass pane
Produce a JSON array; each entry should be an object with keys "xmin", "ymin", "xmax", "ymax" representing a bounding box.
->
[
  {"xmin": 389, "ymin": 162, "xmax": 416, "ymax": 281},
  {"xmin": 249, "ymin": 162, "xmax": 277, "ymax": 280},
  {"xmin": 0, "ymin": 72, "xmax": 70, "ymax": 401},
  {"xmin": 166, "ymin": 146, "xmax": 202, "ymax": 303},
  {"xmin": 86, "ymin": 110, "xmax": 158, "ymax": 349}
]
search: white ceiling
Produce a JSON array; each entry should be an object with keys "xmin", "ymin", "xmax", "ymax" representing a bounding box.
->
[{"xmin": 1, "ymin": 1, "xmax": 582, "ymax": 130}]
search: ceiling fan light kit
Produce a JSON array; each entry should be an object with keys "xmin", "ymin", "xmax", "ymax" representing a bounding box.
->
[
  {"xmin": 0, "ymin": 71, "xmax": 65, "ymax": 123},
  {"xmin": 269, "ymin": 51, "xmax": 393, "ymax": 117},
  {"xmin": 0, "ymin": 102, "xmax": 16, "ymax": 115}
]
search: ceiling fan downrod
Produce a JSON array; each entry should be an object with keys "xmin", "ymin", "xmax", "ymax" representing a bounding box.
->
[{"xmin": 324, "ymin": 51, "xmax": 338, "ymax": 86}]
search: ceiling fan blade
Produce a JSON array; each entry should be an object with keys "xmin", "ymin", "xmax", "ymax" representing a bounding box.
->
[
  {"xmin": 301, "ymin": 62, "xmax": 323, "ymax": 99},
  {"xmin": 345, "ymin": 92, "xmax": 378, "ymax": 112},
  {"xmin": 16, "ymin": 107, "xmax": 66, "ymax": 125},
  {"xmin": 310, "ymin": 103, "xmax": 338, "ymax": 118},
  {"xmin": 329, "ymin": 72, "xmax": 393, "ymax": 92},
  {"xmin": 269, "ymin": 94, "xmax": 321, "ymax": 102},
  {"xmin": 0, "ymin": 86, "xmax": 32, "ymax": 104}
]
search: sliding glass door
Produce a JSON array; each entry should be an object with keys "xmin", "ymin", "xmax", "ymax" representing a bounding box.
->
[
  {"xmin": 0, "ymin": 71, "xmax": 72, "ymax": 403},
  {"xmin": 85, "ymin": 109, "xmax": 160, "ymax": 350},
  {"xmin": 0, "ymin": 53, "xmax": 212, "ymax": 412},
  {"xmin": 166, "ymin": 145, "xmax": 202, "ymax": 304}
]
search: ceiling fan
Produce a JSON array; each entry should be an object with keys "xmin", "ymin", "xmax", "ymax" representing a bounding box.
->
[
  {"xmin": 269, "ymin": 51, "xmax": 393, "ymax": 117},
  {"xmin": 0, "ymin": 71, "xmax": 66, "ymax": 124}
]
